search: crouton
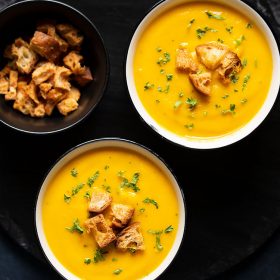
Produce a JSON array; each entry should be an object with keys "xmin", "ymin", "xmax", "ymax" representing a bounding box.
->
[
  {"xmin": 30, "ymin": 31, "xmax": 61, "ymax": 62},
  {"xmin": 0, "ymin": 78, "xmax": 9, "ymax": 95},
  {"xmin": 116, "ymin": 222, "xmax": 145, "ymax": 251},
  {"xmin": 176, "ymin": 48, "xmax": 198, "ymax": 73},
  {"xmin": 10, "ymin": 38, "xmax": 38, "ymax": 74},
  {"xmin": 57, "ymin": 98, "xmax": 78, "ymax": 116},
  {"xmin": 25, "ymin": 81, "xmax": 39, "ymax": 104},
  {"xmin": 66, "ymin": 86, "xmax": 80, "ymax": 101},
  {"xmin": 111, "ymin": 204, "xmax": 135, "ymax": 228},
  {"xmin": 44, "ymin": 88, "xmax": 66, "ymax": 115},
  {"xmin": 39, "ymin": 82, "xmax": 52, "ymax": 99},
  {"xmin": 5, "ymin": 70, "xmax": 18, "ymax": 101},
  {"xmin": 31, "ymin": 103, "xmax": 45, "ymax": 117},
  {"xmin": 56, "ymin": 23, "xmax": 84, "ymax": 47},
  {"xmin": 189, "ymin": 72, "xmax": 212, "ymax": 96},
  {"xmin": 37, "ymin": 23, "xmax": 68, "ymax": 53},
  {"xmin": 44, "ymin": 101, "xmax": 56, "ymax": 116},
  {"xmin": 88, "ymin": 192, "xmax": 112, "ymax": 213},
  {"xmin": 84, "ymin": 214, "xmax": 116, "ymax": 248},
  {"xmin": 196, "ymin": 42, "xmax": 228, "ymax": 70},
  {"xmin": 13, "ymin": 88, "xmax": 36, "ymax": 115},
  {"xmin": 54, "ymin": 66, "xmax": 71, "ymax": 91},
  {"xmin": 216, "ymin": 51, "xmax": 242, "ymax": 84},
  {"xmin": 74, "ymin": 67, "xmax": 93, "ymax": 86},
  {"xmin": 0, "ymin": 64, "xmax": 12, "ymax": 78},
  {"xmin": 32, "ymin": 62, "xmax": 56, "ymax": 85},
  {"xmin": 63, "ymin": 51, "xmax": 84, "ymax": 74}
]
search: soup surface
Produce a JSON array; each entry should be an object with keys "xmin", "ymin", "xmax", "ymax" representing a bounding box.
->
[
  {"xmin": 134, "ymin": 2, "xmax": 272, "ymax": 138},
  {"xmin": 42, "ymin": 146, "xmax": 179, "ymax": 279}
]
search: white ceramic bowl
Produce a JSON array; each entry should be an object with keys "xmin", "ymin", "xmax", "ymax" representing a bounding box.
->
[
  {"xmin": 126, "ymin": 0, "xmax": 280, "ymax": 149},
  {"xmin": 35, "ymin": 138, "xmax": 186, "ymax": 280}
]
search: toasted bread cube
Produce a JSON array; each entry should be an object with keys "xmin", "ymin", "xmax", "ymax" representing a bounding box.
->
[
  {"xmin": 13, "ymin": 88, "xmax": 36, "ymax": 115},
  {"xmin": 116, "ymin": 222, "xmax": 145, "ymax": 251},
  {"xmin": 74, "ymin": 67, "xmax": 93, "ymax": 86},
  {"xmin": 32, "ymin": 62, "xmax": 56, "ymax": 85},
  {"xmin": 0, "ymin": 78, "xmax": 9, "ymax": 95},
  {"xmin": 30, "ymin": 31, "xmax": 61, "ymax": 62},
  {"xmin": 44, "ymin": 88, "xmax": 66, "ymax": 115},
  {"xmin": 57, "ymin": 98, "xmax": 78, "ymax": 116},
  {"xmin": 31, "ymin": 103, "xmax": 45, "ymax": 118},
  {"xmin": 66, "ymin": 86, "xmax": 80, "ymax": 101},
  {"xmin": 84, "ymin": 214, "xmax": 116, "ymax": 248},
  {"xmin": 10, "ymin": 38, "xmax": 38, "ymax": 74},
  {"xmin": 0, "ymin": 64, "xmax": 12, "ymax": 78},
  {"xmin": 196, "ymin": 42, "xmax": 228, "ymax": 70},
  {"xmin": 5, "ymin": 70, "xmax": 18, "ymax": 101},
  {"xmin": 111, "ymin": 204, "xmax": 134, "ymax": 228},
  {"xmin": 88, "ymin": 192, "xmax": 112, "ymax": 213},
  {"xmin": 56, "ymin": 23, "xmax": 84, "ymax": 47},
  {"xmin": 25, "ymin": 81, "xmax": 39, "ymax": 104},
  {"xmin": 216, "ymin": 51, "xmax": 242, "ymax": 84},
  {"xmin": 63, "ymin": 51, "xmax": 84, "ymax": 74},
  {"xmin": 176, "ymin": 49, "xmax": 198, "ymax": 73},
  {"xmin": 44, "ymin": 101, "xmax": 56, "ymax": 116},
  {"xmin": 39, "ymin": 82, "xmax": 53, "ymax": 99},
  {"xmin": 54, "ymin": 66, "xmax": 71, "ymax": 91},
  {"xmin": 189, "ymin": 72, "xmax": 212, "ymax": 96}
]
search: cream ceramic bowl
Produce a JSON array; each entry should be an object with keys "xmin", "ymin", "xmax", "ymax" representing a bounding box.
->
[
  {"xmin": 35, "ymin": 138, "xmax": 186, "ymax": 280},
  {"xmin": 126, "ymin": 0, "xmax": 280, "ymax": 149}
]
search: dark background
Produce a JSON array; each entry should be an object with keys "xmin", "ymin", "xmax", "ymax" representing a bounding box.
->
[{"xmin": 1, "ymin": 0, "xmax": 280, "ymax": 279}]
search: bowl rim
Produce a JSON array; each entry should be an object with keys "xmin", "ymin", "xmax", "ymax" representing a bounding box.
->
[
  {"xmin": 34, "ymin": 137, "xmax": 187, "ymax": 280},
  {"xmin": 125, "ymin": 0, "xmax": 280, "ymax": 150},
  {"xmin": 0, "ymin": 0, "xmax": 110, "ymax": 135}
]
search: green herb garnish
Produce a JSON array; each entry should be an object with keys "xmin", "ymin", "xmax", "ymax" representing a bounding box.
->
[
  {"xmin": 64, "ymin": 194, "xmax": 71, "ymax": 204},
  {"xmin": 93, "ymin": 249, "xmax": 107, "ymax": 263},
  {"xmin": 179, "ymin": 92, "xmax": 184, "ymax": 98},
  {"xmin": 234, "ymin": 35, "xmax": 245, "ymax": 46},
  {"xmin": 222, "ymin": 94, "xmax": 229, "ymax": 99},
  {"xmin": 246, "ymin": 22, "xmax": 253, "ymax": 29},
  {"xmin": 156, "ymin": 47, "xmax": 162, "ymax": 52},
  {"xmin": 222, "ymin": 104, "xmax": 236, "ymax": 115},
  {"xmin": 143, "ymin": 198, "xmax": 159, "ymax": 209},
  {"xmin": 229, "ymin": 72, "xmax": 239, "ymax": 84},
  {"xmin": 166, "ymin": 74, "xmax": 173, "ymax": 81},
  {"xmin": 185, "ymin": 123, "xmax": 194, "ymax": 130},
  {"xmin": 196, "ymin": 27, "xmax": 217, "ymax": 39},
  {"xmin": 104, "ymin": 165, "xmax": 109, "ymax": 170},
  {"xmin": 66, "ymin": 219, "xmax": 84, "ymax": 234},
  {"xmin": 205, "ymin": 11, "xmax": 224, "ymax": 20},
  {"xmin": 242, "ymin": 58, "xmax": 248, "ymax": 68},
  {"xmin": 164, "ymin": 225, "xmax": 174, "ymax": 233},
  {"xmin": 84, "ymin": 191, "xmax": 91, "ymax": 200},
  {"xmin": 188, "ymin": 18, "xmax": 195, "ymax": 28},
  {"xmin": 84, "ymin": 258, "xmax": 91, "ymax": 264},
  {"xmin": 119, "ymin": 172, "xmax": 141, "ymax": 192},
  {"xmin": 226, "ymin": 26, "xmax": 233, "ymax": 34},
  {"xmin": 174, "ymin": 100, "xmax": 182, "ymax": 109},
  {"xmin": 157, "ymin": 84, "xmax": 170, "ymax": 93},
  {"xmin": 241, "ymin": 98, "xmax": 248, "ymax": 104},
  {"xmin": 70, "ymin": 168, "xmax": 78, "ymax": 177},
  {"xmin": 160, "ymin": 69, "xmax": 165, "ymax": 74},
  {"xmin": 242, "ymin": 74, "xmax": 251, "ymax": 91},
  {"xmin": 72, "ymin": 183, "xmax": 85, "ymax": 196},
  {"xmin": 186, "ymin": 97, "xmax": 198, "ymax": 109},
  {"xmin": 113, "ymin": 269, "xmax": 123, "ymax": 275},
  {"xmin": 102, "ymin": 184, "xmax": 111, "ymax": 193},
  {"xmin": 217, "ymin": 38, "xmax": 224, "ymax": 43},
  {"xmin": 144, "ymin": 82, "xmax": 154, "ymax": 91},
  {"xmin": 139, "ymin": 208, "xmax": 145, "ymax": 213},
  {"xmin": 87, "ymin": 171, "xmax": 100, "ymax": 187},
  {"xmin": 157, "ymin": 52, "xmax": 171, "ymax": 66}
]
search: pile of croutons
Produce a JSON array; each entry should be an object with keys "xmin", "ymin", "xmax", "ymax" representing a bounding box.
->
[
  {"xmin": 84, "ymin": 191, "xmax": 145, "ymax": 251},
  {"xmin": 0, "ymin": 21, "xmax": 93, "ymax": 117},
  {"xmin": 176, "ymin": 42, "xmax": 242, "ymax": 95}
]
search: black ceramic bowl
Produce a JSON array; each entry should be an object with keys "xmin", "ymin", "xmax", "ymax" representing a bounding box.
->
[{"xmin": 0, "ymin": 0, "xmax": 109, "ymax": 134}]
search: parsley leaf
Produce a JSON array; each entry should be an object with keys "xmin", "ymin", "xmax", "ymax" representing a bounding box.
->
[
  {"xmin": 186, "ymin": 97, "xmax": 198, "ymax": 109},
  {"xmin": 188, "ymin": 18, "xmax": 195, "ymax": 28},
  {"xmin": 113, "ymin": 269, "xmax": 123, "ymax": 275},
  {"xmin": 246, "ymin": 22, "xmax": 253, "ymax": 29},
  {"xmin": 234, "ymin": 35, "xmax": 245, "ymax": 46},
  {"xmin": 185, "ymin": 123, "xmax": 194, "ymax": 130},
  {"xmin": 93, "ymin": 248, "xmax": 107, "ymax": 263},
  {"xmin": 84, "ymin": 191, "xmax": 91, "ymax": 200},
  {"xmin": 64, "ymin": 194, "xmax": 71, "ymax": 204},
  {"xmin": 226, "ymin": 26, "xmax": 233, "ymax": 34},
  {"xmin": 70, "ymin": 168, "xmax": 78, "ymax": 177},
  {"xmin": 66, "ymin": 219, "xmax": 84, "ymax": 234},
  {"xmin": 164, "ymin": 225, "xmax": 174, "ymax": 233},
  {"xmin": 174, "ymin": 100, "xmax": 182, "ymax": 109},
  {"xmin": 119, "ymin": 172, "xmax": 141, "ymax": 192},
  {"xmin": 157, "ymin": 52, "xmax": 171, "ymax": 66},
  {"xmin": 205, "ymin": 11, "xmax": 224, "ymax": 20},
  {"xmin": 144, "ymin": 82, "xmax": 154, "ymax": 91},
  {"xmin": 84, "ymin": 258, "xmax": 91, "ymax": 264},
  {"xmin": 72, "ymin": 183, "xmax": 85, "ymax": 196},
  {"xmin": 196, "ymin": 27, "xmax": 217, "ymax": 39},
  {"xmin": 242, "ymin": 74, "xmax": 251, "ymax": 91},
  {"xmin": 143, "ymin": 198, "xmax": 159, "ymax": 209},
  {"xmin": 87, "ymin": 171, "xmax": 100, "ymax": 187},
  {"xmin": 166, "ymin": 74, "xmax": 173, "ymax": 81}
]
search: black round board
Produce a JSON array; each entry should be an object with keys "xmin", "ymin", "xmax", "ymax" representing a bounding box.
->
[{"xmin": 0, "ymin": 0, "xmax": 280, "ymax": 279}]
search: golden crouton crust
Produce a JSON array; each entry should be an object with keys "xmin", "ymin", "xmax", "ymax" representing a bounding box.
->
[
  {"xmin": 176, "ymin": 48, "xmax": 198, "ymax": 73},
  {"xmin": 30, "ymin": 31, "xmax": 61, "ymax": 62},
  {"xmin": 88, "ymin": 192, "xmax": 112, "ymax": 213},
  {"xmin": 189, "ymin": 72, "xmax": 212, "ymax": 96},
  {"xmin": 57, "ymin": 98, "xmax": 78, "ymax": 116},
  {"xmin": 0, "ymin": 78, "xmax": 9, "ymax": 95},
  {"xmin": 74, "ymin": 67, "xmax": 93, "ymax": 86},
  {"xmin": 196, "ymin": 42, "xmax": 228, "ymax": 70},
  {"xmin": 116, "ymin": 222, "xmax": 145, "ymax": 251},
  {"xmin": 5, "ymin": 70, "xmax": 18, "ymax": 101},
  {"xmin": 111, "ymin": 204, "xmax": 135, "ymax": 228},
  {"xmin": 63, "ymin": 51, "xmax": 84, "ymax": 74},
  {"xmin": 54, "ymin": 66, "xmax": 71, "ymax": 91},
  {"xmin": 56, "ymin": 23, "xmax": 84, "ymax": 47},
  {"xmin": 84, "ymin": 214, "xmax": 116, "ymax": 248},
  {"xmin": 32, "ymin": 62, "xmax": 56, "ymax": 85}
]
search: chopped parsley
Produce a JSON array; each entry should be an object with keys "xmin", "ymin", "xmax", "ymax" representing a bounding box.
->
[
  {"xmin": 222, "ymin": 104, "xmax": 236, "ymax": 115},
  {"xmin": 148, "ymin": 230, "xmax": 163, "ymax": 251},
  {"xmin": 84, "ymin": 191, "xmax": 91, "ymax": 200},
  {"xmin": 87, "ymin": 171, "xmax": 100, "ymax": 187},
  {"xmin": 242, "ymin": 74, "xmax": 251, "ymax": 91},
  {"xmin": 222, "ymin": 94, "xmax": 229, "ymax": 99},
  {"xmin": 164, "ymin": 225, "xmax": 174, "ymax": 233},
  {"xmin": 217, "ymin": 38, "xmax": 224, "ymax": 43},
  {"xmin": 229, "ymin": 72, "xmax": 239, "ymax": 84},
  {"xmin": 188, "ymin": 18, "xmax": 195, "ymax": 28},
  {"xmin": 205, "ymin": 11, "xmax": 224, "ymax": 20},
  {"xmin": 166, "ymin": 74, "xmax": 173, "ymax": 81},
  {"xmin": 112, "ymin": 258, "xmax": 118, "ymax": 262},
  {"xmin": 234, "ymin": 35, "xmax": 245, "ymax": 46},
  {"xmin": 179, "ymin": 92, "xmax": 184, "ymax": 98},
  {"xmin": 144, "ymin": 82, "xmax": 154, "ymax": 91},
  {"xmin": 185, "ymin": 123, "xmax": 194, "ymax": 130},
  {"xmin": 66, "ymin": 219, "xmax": 84, "ymax": 234},
  {"xmin": 186, "ymin": 97, "xmax": 198, "ymax": 109},
  {"xmin": 102, "ymin": 184, "xmax": 111, "ymax": 193},
  {"xmin": 156, "ymin": 47, "xmax": 162, "ymax": 52},
  {"xmin": 70, "ymin": 168, "xmax": 78, "ymax": 177},
  {"xmin": 104, "ymin": 165, "xmax": 109, "ymax": 170},
  {"xmin": 157, "ymin": 52, "xmax": 171, "ymax": 66},
  {"xmin": 241, "ymin": 98, "xmax": 248, "ymax": 104},
  {"xmin": 72, "ymin": 183, "xmax": 85, "ymax": 196},
  {"xmin": 196, "ymin": 27, "xmax": 217, "ymax": 39},
  {"xmin": 139, "ymin": 208, "xmax": 145, "ymax": 213},
  {"xmin": 143, "ymin": 198, "xmax": 159, "ymax": 209},
  {"xmin": 113, "ymin": 269, "xmax": 123, "ymax": 275},
  {"xmin": 93, "ymin": 249, "xmax": 107, "ymax": 263},
  {"xmin": 174, "ymin": 100, "xmax": 182, "ymax": 109},
  {"xmin": 157, "ymin": 84, "xmax": 170, "ymax": 93},
  {"xmin": 128, "ymin": 248, "xmax": 136, "ymax": 254},
  {"xmin": 215, "ymin": 104, "xmax": 221, "ymax": 109},
  {"xmin": 160, "ymin": 69, "xmax": 165, "ymax": 74},
  {"xmin": 242, "ymin": 58, "xmax": 248, "ymax": 68},
  {"xmin": 155, "ymin": 99, "xmax": 160, "ymax": 104},
  {"xmin": 119, "ymin": 172, "xmax": 141, "ymax": 192},
  {"xmin": 226, "ymin": 26, "xmax": 233, "ymax": 34},
  {"xmin": 64, "ymin": 194, "xmax": 71, "ymax": 204},
  {"xmin": 246, "ymin": 22, "xmax": 253, "ymax": 29},
  {"xmin": 84, "ymin": 258, "xmax": 91, "ymax": 265}
]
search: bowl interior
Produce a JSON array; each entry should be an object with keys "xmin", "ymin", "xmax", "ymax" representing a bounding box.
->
[
  {"xmin": 126, "ymin": 0, "xmax": 280, "ymax": 149},
  {"xmin": 0, "ymin": 0, "xmax": 108, "ymax": 134},
  {"xmin": 35, "ymin": 138, "xmax": 185, "ymax": 280}
]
